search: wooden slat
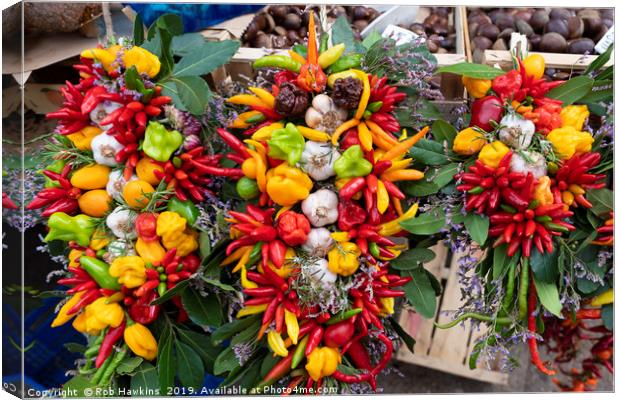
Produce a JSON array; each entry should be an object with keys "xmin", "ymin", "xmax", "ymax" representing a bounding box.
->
[{"xmin": 482, "ymin": 50, "xmax": 614, "ymax": 70}]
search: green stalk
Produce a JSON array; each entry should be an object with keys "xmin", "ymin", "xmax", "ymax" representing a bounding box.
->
[
  {"xmin": 518, "ymin": 257, "xmax": 530, "ymax": 321},
  {"xmin": 434, "ymin": 312, "xmax": 513, "ymax": 329}
]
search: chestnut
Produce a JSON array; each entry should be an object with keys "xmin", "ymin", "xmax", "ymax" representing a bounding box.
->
[
  {"xmin": 282, "ymin": 13, "xmax": 301, "ymax": 30},
  {"xmin": 539, "ymin": 32, "xmax": 568, "ymax": 52},
  {"xmin": 546, "ymin": 18, "xmax": 569, "ymax": 39},
  {"xmin": 529, "ymin": 10, "xmax": 549, "ymax": 32},
  {"xmin": 568, "ymin": 37, "xmax": 595, "ymax": 54}
]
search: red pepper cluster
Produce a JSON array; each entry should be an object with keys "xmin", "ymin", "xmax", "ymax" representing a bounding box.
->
[
  {"xmin": 542, "ymin": 308, "xmax": 613, "ymax": 391},
  {"xmin": 153, "ymin": 146, "xmax": 243, "ymax": 202},
  {"xmin": 345, "ymin": 221, "xmax": 398, "ymax": 263},
  {"xmin": 26, "ymin": 164, "xmax": 81, "ymax": 216},
  {"xmin": 46, "ymin": 81, "xmax": 92, "ymax": 135},
  {"xmin": 492, "ymin": 59, "xmax": 564, "ymax": 103},
  {"xmin": 367, "ymin": 75, "xmax": 406, "ymax": 133},
  {"xmin": 551, "ymin": 152, "xmax": 606, "ymax": 208},
  {"xmin": 226, "ymin": 205, "xmax": 287, "ymax": 268},
  {"xmin": 523, "ymin": 98, "xmax": 563, "ymax": 135}
]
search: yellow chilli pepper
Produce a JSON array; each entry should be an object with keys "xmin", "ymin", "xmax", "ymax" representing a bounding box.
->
[
  {"xmin": 533, "ymin": 176, "xmax": 554, "ymax": 206},
  {"xmin": 80, "ymin": 45, "xmax": 121, "ymax": 72},
  {"xmin": 379, "ymin": 297, "xmax": 395, "ymax": 316},
  {"xmin": 74, "ymin": 296, "xmax": 124, "ymax": 335},
  {"xmin": 453, "ymin": 127, "xmax": 488, "ymax": 155},
  {"xmin": 547, "ymin": 126, "xmax": 594, "ymax": 160},
  {"xmin": 305, "ymin": 347, "xmax": 341, "ymax": 381},
  {"xmin": 318, "ymin": 43, "xmax": 345, "ymax": 69},
  {"xmin": 267, "ymin": 330, "xmax": 289, "ymax": 357},
  {"xmin": 590, "ymin": 289, "xmax": 613, "ymax": 307},
  {"xmin": 89, "ymin": 226, "xmax": 111, "ymax": 251},
  {"xmin": 265, "ymin": 164, "xmax": 313, "ymax": 206},
  {"xmin": 327, "ymin": 242, "xmax": 361, "ymax": 277},
  {"xmin": 237, "ymin": 304, "xmax": 268, "ymax": 318},
  {"xmin": 124, "ymin": 322, "xmax": 158, "ymax": 360},
  {"xmin": 109, "ymin": 256, "xmax": 147, "ymax": 288},
  {"xmin": 51, "ymin": 291, "xmax": 86, "ymax": 327},
  {"xmin": 135, "ymin": 238, "xmax": 167, "ymax": 265},
  {"xmin": 122, "ymin": 46, "xmax": 161, "ymax": 78},
  {"xmin": 67, "ymin": 126, "xmax": 102, "ymax": 150},
  {"xmin": 68, "ymin": 248, "xmax": 83, "ymax": 268},
  {"xmin": 560, "ymin": 105, "xmax": 590, "ymax": 131},
  {"xmin": 478, "ymin": 141, "xmax": 510, "ymax": 168},
  {"xmin": 156, "ymin": 211, "xmax": 187, "ymax": 238},
  {"xmin": 462, "ymin": 76, "xmax": 492, "ymax": 98},
  {"xmin": 251, "ymin": 122, "xmax": 284, "ymax": 141},
  {"xmin": 284, "ymin": 309, "xmax": 299, "ymax": 345}
]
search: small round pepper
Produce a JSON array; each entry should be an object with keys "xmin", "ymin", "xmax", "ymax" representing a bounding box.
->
[
  {"xmin": 265, "ymin": 164, "xmax": 313, "ymax": 206},
  {"xmin": 560, "ymin": 105, "xmax": 590, "ymax": 131},
  {"xmin": 478, "ymin": 141, "xmax": 510, "ymax": 168},
  {"xmin": 277, "ymin": 211, "xmax": 311, "ymax": 246},
  {"xmin": 124, "ymin": 321, "xmax": 158, "ymax": 360},
  {"xmin": 327, "ymin": 241, "xmax": 361, "ymax": 276},
  {"xmin": 452, "ymin": 127, "xmax": 488, "ymax": 155},
  {"xmin": 305, "ymin": 347, "xmax": 341, "ymax": 381},
  {"xmin": 462, "ymin": 76, "xmax": 492, "ymax": 98},
  {"xmin": 546, "ymin": 126, "xmax": 594, "ymax": 160}
]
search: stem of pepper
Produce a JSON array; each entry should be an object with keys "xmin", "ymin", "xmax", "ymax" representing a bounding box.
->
[
  {"xmin": 99, "ymin": 346, "xmax": 129, "ymax": 385},
  {"xmin": 90, "ymin": 351, "xmax": 113, "ymax": 385},
  {"xmin": 501, "ymin": 261, "xmax": 517, "ymax": 313},
  {"xmin": 434, "ymin": 312, "xmax": 513, "ymax": 329},
  {"xmin": 518, "ymin": 257, "xmax": 530, "ymax": 321}
]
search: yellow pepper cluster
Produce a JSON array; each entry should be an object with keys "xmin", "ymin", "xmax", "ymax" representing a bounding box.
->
[
  {"xmin": 109, "ymin": 256, "xmax": 147, "ymax": 288},
  {"xmin": 72, "ymin": 297, "xmax": 124, "ymax": 335},
  {"xmin": 546, "ymin": 126, "xmax": 594, "ymax": 160},
  {"xmin": 560, "ymin": 105, "xmax": 590, "ymax": 131},
  {"xmin": 80, "ymin": 45, "xmax": 160, "ymax": 77},
  {"xmin": 156, "ymin": 211, "xmax": 198, "ymax": 257}
]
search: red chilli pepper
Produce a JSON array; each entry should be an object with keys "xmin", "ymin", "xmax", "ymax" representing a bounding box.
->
[{"xmin": 95, "ymin": 320, "xmax": 126, "ymax": 368}]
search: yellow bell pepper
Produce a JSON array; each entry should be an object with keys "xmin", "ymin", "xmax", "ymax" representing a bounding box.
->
[
  {"xmin": 67, "ymin": 126, "xmax": 102, "ymax": 150},
  {"xmin": 453, "ymin": 127, "xmax": 488, "ymax": 155},
  {"xmin": 124, "ymin": 322, "xmax": 158, "ymax": 360},
  {"xmin": 462, "ymin": 76, "xmax": 492, "ymax": 98},
  {"xmin": 80, "ymin": 45, "xmax": 121, "ymax": 72},
  {"xmin": 379, "ymin": 297, "xmax": 395, "ymax": 316},
  {"xmin": 305, "ymin": 347, "xmax": 341, "ymax": 381},
  {"xmin": 327, "ymin": 242, "xmax": 361, "ymax": 276},
  {"xmin": 161, "ymin": 228, "xmax": 199, "ymax": 257},
  {"xmin": 135, "ymin": 238, "xmax": 167, "ymax": 265},
  {"xmin": 478, "ymin": 141, "xmax": 510, "ymax": 168},
  {"xmin": 560, "ymin": 105, "xmax": 590, "ymax": 131},
  {"xmin": 547, "ymin": 126, "xmax": 594, "ymax": 160},
  {"xmin": 109, "ymin": 256, "xmax": 147, "ymax": 288},
  {"xmin": 122, "ymin": 46, "xmax": 161, "ymax": 78},
  {"xmin": 51, "ymin": 291, "xmax": 86, "ymax": 327},
  {"xmin": 533, "ymin": 176, "xmax": 554, "ymax": 206},
  {"xmin": 74, "ymin": 296, "xmax": 124, "ymax": 335},
  {"xmin": 590, "ymin": 289, "xmax": 613, "ymax": 307},
  {"xmin": 265, "ymin": 164, "xmax": 313, "ymax": 206},
  {"xmin": 156, "ymin": 211, "xmax": 187, "ymax": 238}
]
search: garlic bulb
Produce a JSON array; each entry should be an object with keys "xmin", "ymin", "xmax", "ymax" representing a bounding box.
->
[
  {"xmin": 90, "ymin": 101, "xmax": 123, "ymax": 130},
  {"xmin": 106, "ymin": 206, "xmax": 137, "ymax": 239},
  {"xmin": 498, "ymin": 113, "xmax": 536, "ymax": 149},
  {"xmin": 304, "ymin": 94, "xmax": 348, "ymax": 134},
  {"xmin": 104, "ymin": 239, "xmax": 136, "ymax": 263},
  {"xmin": 106, "ymin": 169, "xmax": 137, "ymax": 202},
  {"xmin": 510, "ymin": 150, "xmax": 547, "ymax": 179},
  {"xmin": 301, "ymin": 189, "xmax": 339, "ymax": 227},
  {"xmin": 300, "ymin": 141, "xmax": 340, "ymax": 181},
  {"xmin": 302, "ymin": 228, "xmax": 335, "ymax": 258},
  {"xmin": 305, "ymin": 258, "xmax": 337, "ymax": 286},
  {"xmin": 91, "ymin": 133, "xmax": 124, "ymax": 167}
]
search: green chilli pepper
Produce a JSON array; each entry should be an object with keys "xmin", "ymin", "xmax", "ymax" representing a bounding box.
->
[
  {"xmin": 167, "ymin": 196, "xmax": 200, "ymax": 225},
  {"xmin": 44, "ymin": 212, "xmax": 96, "ymax": 246},
  {"xmin": 236, "ymin": 177, "xmax": 259, "ymax": 200},
  {"xmin": 267, "ymin": 123, "xmax": 305, "ymax": 166},
  {"xmin": 319, "ymin": 33, "xmax": 330, "ymax": 54},
  {"xmin": 247, "ymin": 241, "xmax": 263, "ymax": 267},
  {"xmin": 333, "ymin": 145, "xmax": 373, "ymax": 179},
  {"xmin": 142, "ymin": 121, "xmax": 183, "ymax": 162},
  {"xmin": 367, "ymin": 101, "xmax": 383, "ymax": 113},
  {"xmin": 291, "ymin": 335, "xmax": 309, "ymax": 369},
  {"xmin": 292, "ymin": 44, "xmax": 308, "ymax": 59},
  {"xmin": 79, "ymin": 256, "xmax": 121, "ymax": 290},
  {"xmin": 500, "ymin": 204, "xmax": 517, "ymax": 213},
  {"xmin": 326, "ymin": 308, "xmax": 363, "ymax": 325},
  {"xmin": 253, "ymin": 55, "xmax": 302, "ymax": 73},
  {"xmin": 328, "ymin": 53, "xmax": 363, "ymax": 73},
  {"xmin": 369, "ymin": 242, "xmax": 381, "ymax": 258},
  {"xmin": 468, "ymin": 186, "xmax": 484, "ymax": 194}
]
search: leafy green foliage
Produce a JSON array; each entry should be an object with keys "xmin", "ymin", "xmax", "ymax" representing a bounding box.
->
[
  {"xmin": 390, "ymin": 248, "xmax": 436, "ymax": 270},
  {"xmin": 547, "ymin": 75, "xmax": 594, "ymax": 106},
  {"xmin": 399, "ymin": 208, "xmax": 446, "ymax": 235},
  {"xmin": 436, "ymin": 62, "xmax": 505, "ymax": 79},
  {"xmin": 587, "ymin": 188, "xmax": 613, "ymax": 216},
  {"xmin": 532, "ymin": 276, "xmax": 562, "ymax": 317},
  {"xmin": 131, "ymin": 362, "xmax": 160, "ymax": 395},
  {"xmin": 409, "ymin": 139, "xmax": 449, "ymax": 165},
  {"xmin": 403, "ymin": 267, "xmax": 437, "ymax": 318},
  {"xmin": 387, "ymin": 317, "xmax": 416, "ymax": 353},
  {"xmin": 181, "ymin": 287, "xmax": 222, "ymax": 327},
  {"xmin": 331, "ymin": 16, "xmax": 366, "ymax": 54},
  {"xmin": 530, "ymin": 247, "xmax": 558, "ymax": 283},
  {"xmin": 431, "ymin": 119, "xmax": 457, "ymax": 147},
  {"xmin": 464, "ymin": 213, "xmax": 488, "ymax": 246}
]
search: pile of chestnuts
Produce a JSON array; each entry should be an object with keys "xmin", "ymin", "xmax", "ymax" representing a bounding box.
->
[
  {"xmin": 468, "ymin": 7, "xmax": 614, "ymax": 61},
  {"xmin": 242, "ymin": 5, "xmax": 380, "ymax": 49},
  {"xmin": 399, "ymin": 7, "xmax": 458, "ymax": 53}
]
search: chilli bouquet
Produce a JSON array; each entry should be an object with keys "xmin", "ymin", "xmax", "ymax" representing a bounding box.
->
[
  {"xmin": 433, "ymin": 46, "xmax": 614, "ymax": 390},
  {"xmin": 207, "ymin": 12, "xmax": 444, "ymax": 393}
]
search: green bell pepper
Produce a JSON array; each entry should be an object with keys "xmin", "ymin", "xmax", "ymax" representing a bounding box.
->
[
  {"xmin": 167, "ymin": 196, "xmax": 199, "ymax": 225},
  {"xmin": 79, "ymin": 256, "xmax": 121, "ymax": 290},
  {"xmin": 41, "ymin": 159, "xmax": 66, "ymax": 188},
  {"xmin": 334, "ymin": 145, "xmax": 373, "ymax": 179},
  {"xmin": 44, "ymin": 212, "xmax": 96, "ymax": 247},
  {"xmin": 142, "ymin": 121, "xmax": 183, "ymax": 162},
  {"xmin": 267, "ymin": 123, "xmax": 305, "ymax": 166}
]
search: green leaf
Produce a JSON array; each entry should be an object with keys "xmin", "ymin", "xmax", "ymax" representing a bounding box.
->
[
  {"xmin": 157, "ymin": 333, "xmax": 175, "ymax": 393},
  {"xmin": 63, "ymin": 376, "xmax": 98, "ymax": 397},
  {"xmin": 602, "ymin": 304, "xmax": 613, "ymax": 330},
  {"xmin": 64, "ymin": 342, "xmax": 87, "ymax": 354},
  {"xmin": 211, "ymin": 315, "xmax": 261, "ymax": 346},
  {"xmin": 362, "ymin": 30, "xmax": 382, "ymax": 50},
  {"xmin": 117, "ymin": 357, "xmax": 143, "ymax": 375},
  {"xmin": 464, "ymin": 213, "xmax": 489, "ymax": 246},
  {"xmin": 176, "ymin": 328, "xmax": 222, "ymax": 372},
  {"xmin": 577, "ymin": 276, "xmax": 601, "ymax": 294},
  {"xmin": 133, "ymin": 14, "xmax": 145, "ymax": 46},
  {"xmin": 203, "ymin": 277, "xmax": 236, "ymax": 292},
  {"xmin": 172, "ymin": 40, "xmax": 240, "ymax": 77},
  {"xmin": 176, "ymin": 341, "xmax": 205, "ymax": 388},
  {"xmin": 213, "ymin": 346, "xmax": 240, "ymax": 375},
  {"xmin": 148, "ymin": 13, "xmax": 183, "ymax": 39},
  {"xmin": 532, "ymin": 276, "xmax": 563, "ymax": 317},
  {"xmin": 131, "ymin": 362, "xmax": 160, "ymax": 396},
  {"xmin": 436, "ymin": 62, "xmax": 505, "ymax": 79},
  {"xmin": 578, "ymin": 80, "xmax": 613, "ymax": 104},
  {"xmin": 391, "ymin": 248, "xmax": 435, "ymax": 270},
  {"xmin": 199, "ymin": 231, "xmax": 211, "ymax": 260},
  {"xmin": 387, "ymin": 317, "xmax": 416, "ymax": 353},
  {"xmin": 587, "ymin": 188, "xmax": 613, "ymax": 216},
  {"xmin": 530, "ymin": 247, "xmax": 558, "ymax": 283},
  {"xmin": 124, "ymin": 66, "xmax": 140, "ymax": 91},
  {"xmin": 584, "ymin": 43, "xmax": 613, "ymax": 75},
  {"xmin": 171, "ymin": 33, "xmax": 206, "ymax": 56},
  {"xmin": 181, "ymin": 288, "xmax": 222, "ymax": 327},
  {"xmin": 431, "ymin": 119, "xmax": 458, "ymax": 147},
  {"xmin": 160, "ymin": 76, "xmax": 211, "ymax": 116},
  {"xmin": 399, "ymin": 208, "xmax": 446, "ymax": 235},
  {"xmin": 331, "ymin": 16, "xmax": 365, "ymax": 54},
  {"xmin": 409, "ymin": 138, "xmax": 449, "ymax": 165},
  {"xmin": 547, "ymin": 75, "xmax": 594, "ymax": 106},
  {"xmin": 402, "ymin": 180, "xmax": 439, "ymax": 197},
  {"xmin": 151, "ymin": 279, "xmax": 189, "ymax": 305},
  {"xmin": 492, "ymin": 245, "xmax": 510, "ymax": 281},
  {"xmin": 403, "ymin": 267, "xmax": 437, "ymax": 318}
]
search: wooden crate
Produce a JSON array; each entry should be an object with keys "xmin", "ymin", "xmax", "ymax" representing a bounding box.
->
[
  {"xmin": 481, "ymin": 50, "xmax": 613, "ymax": 71},
  {"xmin": 394, "ymin": 243, "xmax": 509, "ymax": 384},
  {"xmin": 206, "ymin": 6, "xmax": 469, "ymax": 100}
]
